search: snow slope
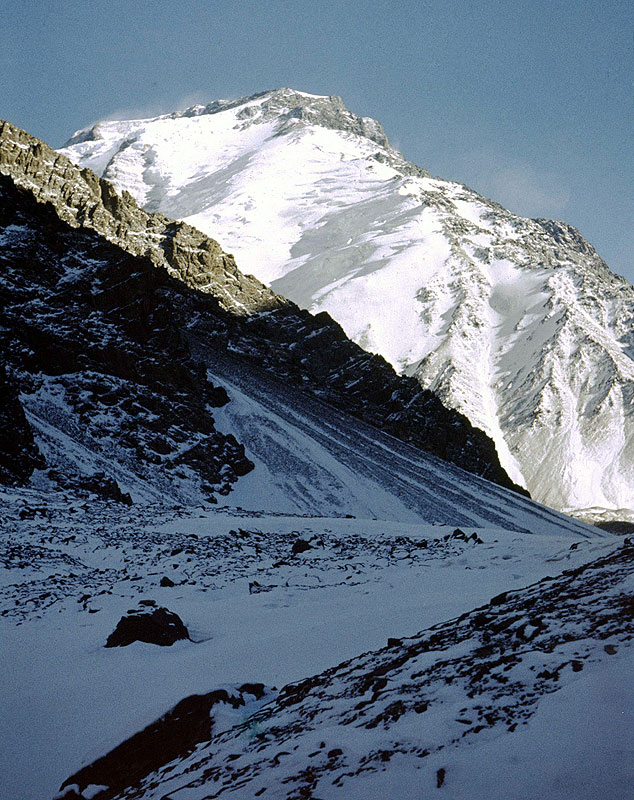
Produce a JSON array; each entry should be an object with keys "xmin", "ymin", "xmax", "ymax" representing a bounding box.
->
[
  {"xmin": 67, "ymin": 539, "xmax": 631, "ymax": 800},
  {"xmin": 0, "ymin": 347, "xmax": 614, "ymax": 800},
  {"xmin": 60, "ymin": 89, "xmax": 634, "ymax": 513},
  {"xmin": 0, "ymin": 487, "xmax": 616, "ymax": 800}
]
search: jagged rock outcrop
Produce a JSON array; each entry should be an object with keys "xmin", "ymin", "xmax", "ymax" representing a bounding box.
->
[
  {"xmin": 0, "ymin": 120, "xmax": 521, "ymax": 493},
  {"xmin": 0, "ymin": 364, "xmax": 44, "ymax": 485},
  {"xmin": 59, "ymin": 89, "xmax": 634, "ymax": 512}
]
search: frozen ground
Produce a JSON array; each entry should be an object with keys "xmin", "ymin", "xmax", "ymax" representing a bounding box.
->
[{"xmin": 0, "ymin": 485, "xmax": 626, "ymax": 799}]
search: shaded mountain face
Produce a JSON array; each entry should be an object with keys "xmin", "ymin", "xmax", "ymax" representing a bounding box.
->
[
  {"xmin": 59, "ymin": 89, "xmax": 634, "ymax": 512},
  {"xmin": 0, "ymin": 120, "xmax": 520, "ymax": 499},
  {"xmin": 0, "ymin": 363, "xmax": 44, "ymax": 485},
  {"xmin": 0, "ymin": 173, "xmax": 253, "ymax": 502}
]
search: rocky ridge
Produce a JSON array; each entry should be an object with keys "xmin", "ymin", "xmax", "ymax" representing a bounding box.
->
[
  {"xmin": 0, "ymin": 119, "xmax": 281, "ymax": 315},
  {"xmin": 0, "ymin": 120, "xmax": 520, "ymax": 494}
]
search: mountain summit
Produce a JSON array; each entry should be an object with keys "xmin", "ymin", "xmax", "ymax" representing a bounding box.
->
[{"xmin": 60, "ymin": 89, "xmax": 634, "ymax": 513}]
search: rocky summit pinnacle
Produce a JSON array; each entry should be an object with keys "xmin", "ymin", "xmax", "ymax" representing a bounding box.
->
[{"xmin": 58, "ymin": 90, "xmax": 634, "ymax": 514}]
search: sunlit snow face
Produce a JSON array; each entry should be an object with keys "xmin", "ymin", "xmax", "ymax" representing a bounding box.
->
[{"xmin": 57, "ymin": 91, "xmax": 634, "ymax": 514}]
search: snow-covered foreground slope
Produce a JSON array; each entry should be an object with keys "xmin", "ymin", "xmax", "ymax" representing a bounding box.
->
[
  {"xmin": 60, "ymin": 89, "xmax": 634, "ymax": 513},
  {"xmin": 0, "ymin": 487, "xmax": 622, "ymax": 800},
  {"xmin": 57, "ymin": 536, "xmax": 631, "ymax": 800}
]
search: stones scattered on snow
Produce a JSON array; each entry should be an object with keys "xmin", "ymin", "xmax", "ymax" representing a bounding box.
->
[
  {"xmin": 74, "ymin": 544, "xmax": 633, "ymax": 798},
  {"xmin": 249, "ymin": 580, "xmax": 277, "ymax": 594},
  {"xmin": 291, "ymin": 537, "xmax": 314, "ymax": 556},
  {"xmin": 444, "ymin": 528, "xmax": 483, "ymax": 544},
  {"xmin": 104, "ymin": 606, "xmax": 189, "ymax": 648},
  {"xmin": 159, "ymin": 575, "xmax": 175, "ymax": 587},
  {"xmin": 0, "ymin": 503, "xmax": 508, "ymax": 624},
  {"xmin": 18, "ymin": 505, "xmax": 48, "ymax": 520}
]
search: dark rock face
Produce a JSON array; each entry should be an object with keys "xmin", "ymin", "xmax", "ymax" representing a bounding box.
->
[
  {"xmin": 104, "ymin": 607, "xmax": 189, "ymax": 647},
  {"xmin": 0, "ymin": 120, "xmax": 522, "ymax": 494},
  {"xmin": 0, "ymin": 171, "xmax": 253, "ymax": 500},
  {"xmin": 0, "ymin": 364, "xmax": 44, "ymax": 485},
  {"xmin": 58, "ymin": 685, "xmax": 268, "ymax": 800}
]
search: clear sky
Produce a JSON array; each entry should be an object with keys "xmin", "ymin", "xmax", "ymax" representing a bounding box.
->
[{"xmin": 1, "ymin": 0, "xmax": 631, "ymax": 281}]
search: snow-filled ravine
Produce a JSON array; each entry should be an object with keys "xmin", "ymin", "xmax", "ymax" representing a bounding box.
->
[{"xmin": 1, "ymin": 486, "xmax": 631, "ymax": 800}]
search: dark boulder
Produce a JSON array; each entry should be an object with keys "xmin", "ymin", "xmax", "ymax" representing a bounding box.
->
[
  {"xmin": 291, "ymin": 538, "xmax": 313, "ymax": 556},
  {"xmin": 57, "ymin": 687, "xmax": 261, "ymax": 800},
  {"xmin": 105, "ymin": 607, "xmax": 189, "ymax": 647}
]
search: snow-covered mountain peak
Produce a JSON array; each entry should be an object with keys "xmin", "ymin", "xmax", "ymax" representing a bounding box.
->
[
  {"xmin": 63, "ymin": 88, "xmax": 396, "ymax": 157},
  {"xmin": 58, "ymin": 92, "xmax": 634, "ymax": 514}
]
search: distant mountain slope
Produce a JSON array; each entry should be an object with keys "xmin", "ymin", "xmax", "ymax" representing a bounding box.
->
[
  {"xmin": 59, "ymin": 89, "xmax": 634, "ymax": 512},
  {"xmin": 0, "ymin": 120, "xmax": 520, "ymax": 504}
]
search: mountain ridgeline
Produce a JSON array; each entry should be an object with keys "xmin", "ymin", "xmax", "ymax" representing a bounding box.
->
[
  {"xmin": 58, "ymin": 89, "xmax": 634, "ymax": 513},
  {"xmin": 0, "ymin": 120, "xmax": 520, "ymax": 501}
]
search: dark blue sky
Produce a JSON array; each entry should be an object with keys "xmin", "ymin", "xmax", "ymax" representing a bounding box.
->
[{"xmin": 2, "ymin": 0, "xmax": 631, "ymax": 280}]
